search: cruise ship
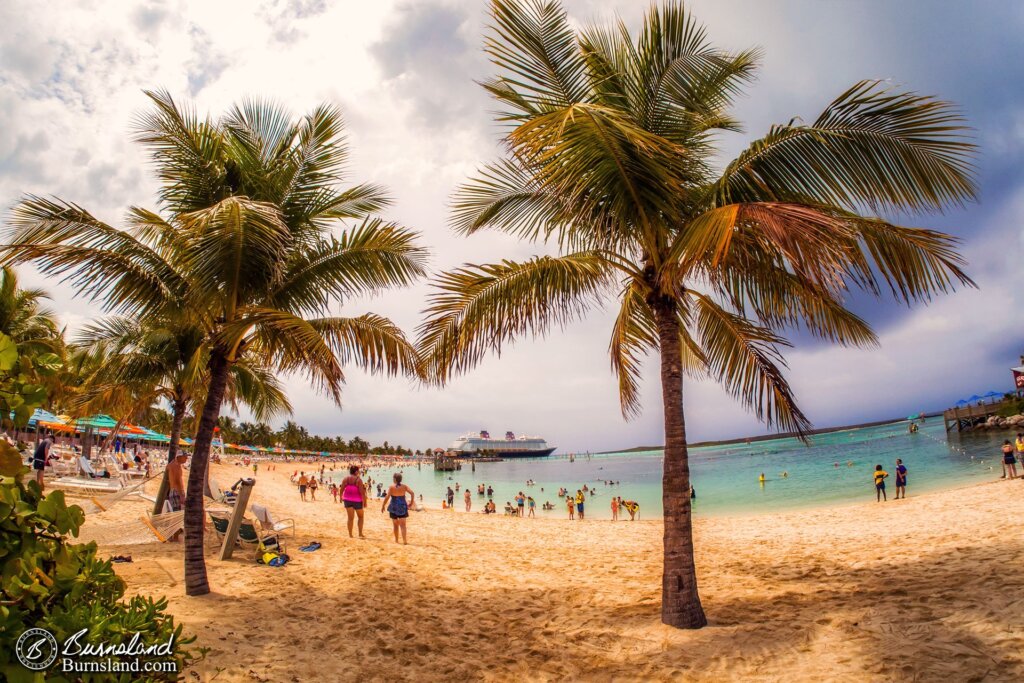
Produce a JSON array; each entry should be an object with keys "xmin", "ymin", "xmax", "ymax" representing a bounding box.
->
[{"xmin": 449, "ymin": 431, "xmax": 555, "ymax": 458}]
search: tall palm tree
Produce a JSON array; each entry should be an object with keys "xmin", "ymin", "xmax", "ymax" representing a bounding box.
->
[
  {"xmin": 3, "ymin": 92, "xmax": 427, "ymax": 595},
  {"xmin": 417, "ymin": 0, "xmax": 977, "ymax": 628},
  {"xmin": 72, "ymin": 314, "xmax": 293, "ymax": 465}
]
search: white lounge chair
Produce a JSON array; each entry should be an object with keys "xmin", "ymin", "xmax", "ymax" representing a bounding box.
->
[{"xmin": 251, "ymin": 503, "xmax": 295, "ymax": 536}]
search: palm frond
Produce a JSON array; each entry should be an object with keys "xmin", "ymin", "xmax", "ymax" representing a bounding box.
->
[
  {"xmin": 712, "ymin": 80, "xmax": 977, "ymax": 213},
  {"xmin": 309, "ymin": 313, "xmax": 421, "ymax": 379},
  {"xmin": 608, "ymin": 280, "xmax": 658, "ymax": 419},
  {"xmin": 689, "ymin": 291, "xmax": 810, "ymax": 435},
  {"xmin": 417, "ymin": 252, "xmax": 613, "ymax": 384},
  {"xmin": 270, "ymin": 218, "xmax": 427, "ymax": 314},
  {"xmin": 178, "ymin": 196, "xmax": 292, "ymax": 312},
  {"xmin": 3, "ymin": 195, "xmax": 187, "ymax": 316},
  {"xmin": 133, "ymin": 89, "xmax": 226, "ymax": 213},
  {"xmin": 483, "ymin": 0, "xmax": 589, "ymax": 119}
]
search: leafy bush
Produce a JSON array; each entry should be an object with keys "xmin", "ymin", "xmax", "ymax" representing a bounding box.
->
[
  {"xmin": 0, "ymin": 443, "xmax": 203, "ymax": 681},
  {"xmin": 997, "ymin": 395, "xmax": 1024, "ymax": 418}
]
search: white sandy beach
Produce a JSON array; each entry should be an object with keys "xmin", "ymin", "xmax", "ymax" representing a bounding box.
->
[{"xmin": 75, "ymin": 462, "xmax": 1024, "ymax": 682}]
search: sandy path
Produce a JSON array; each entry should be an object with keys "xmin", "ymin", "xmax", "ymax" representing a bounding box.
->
[{"xmin": 75, "ymin": 462, "xmax": 1024, "ymax": 682}]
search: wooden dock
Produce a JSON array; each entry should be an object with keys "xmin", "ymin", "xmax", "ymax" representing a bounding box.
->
[{"xmin": 943, "ymin": 399, "xmax": 1013, "ymax": 432}]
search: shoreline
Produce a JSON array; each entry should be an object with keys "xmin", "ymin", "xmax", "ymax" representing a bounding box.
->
[{"xmin": 596, "ymin": 414, "xmax": 937, "ymax": 454}]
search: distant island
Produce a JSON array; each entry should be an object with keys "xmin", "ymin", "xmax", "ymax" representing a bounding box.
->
[{"xmin": 598, "ymin": 413, "xmax": 939, "ymax": 454}]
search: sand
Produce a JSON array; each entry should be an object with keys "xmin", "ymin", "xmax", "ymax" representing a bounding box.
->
[{"xmin": 73, "ymin": 462, "xmax": 1024, "ymax": 682}]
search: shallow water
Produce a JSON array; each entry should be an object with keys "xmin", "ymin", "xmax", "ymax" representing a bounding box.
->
[{"xmin": 329, "ymin": 420, "xmax": 1017, "ymax": 518}]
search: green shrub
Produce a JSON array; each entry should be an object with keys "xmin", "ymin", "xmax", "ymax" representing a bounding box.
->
[
  {"xmin": 0, "ymin": 442, "xmax": 203, "ymax": 681},
  {"xmin": 997, "ymin": 395, "xmax": 1024, "ymax": 418}
]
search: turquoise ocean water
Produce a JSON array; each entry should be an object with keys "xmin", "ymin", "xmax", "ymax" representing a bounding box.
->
[{"xmin": 337, "ymin": 419, "xmax": 1016, "ymax": 518}]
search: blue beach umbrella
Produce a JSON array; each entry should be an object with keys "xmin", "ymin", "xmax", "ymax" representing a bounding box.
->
[
  {"xmin": 966, "ymin": 394, "xmax": 983, "ymax": 403},
  {"xmin": 955, "ymin": 399, "xmax": 969, "ymax": 407},
  {"xmin": 982, "ymin": 391, "xmax": 1002, "ymax": 400}
]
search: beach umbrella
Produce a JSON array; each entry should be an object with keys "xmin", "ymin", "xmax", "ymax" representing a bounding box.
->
[
  {"xmin": 28, "ymin": 408, "xmax": 60, "ymax": 427},
  {"xmin": 954, "ymin": 399, "xmax": 969, "ymax": 407},
  {"xmin": 966, "ymin": 394, "xmax": 982, "ymax": 403},
  {"xmin": 982, "ymin": 391, "xmax": 1002, "ymax": 401}
]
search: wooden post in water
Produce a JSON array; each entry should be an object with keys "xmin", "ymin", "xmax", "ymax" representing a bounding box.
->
[{"xmin": 219, "ymin": 478, "xmax": 254, "ymax": 561}]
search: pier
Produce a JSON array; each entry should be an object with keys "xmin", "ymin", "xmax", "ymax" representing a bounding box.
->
[{"xmin": 943, "ymin": 399, "xmax": 1014, "ymax": 432}]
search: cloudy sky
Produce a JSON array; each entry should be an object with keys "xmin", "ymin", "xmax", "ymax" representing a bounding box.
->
[{"xmin": 1, "ymin": 0, "xmax": 1022, "ymax": 452}]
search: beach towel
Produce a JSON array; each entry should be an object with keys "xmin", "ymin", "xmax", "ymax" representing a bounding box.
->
[{"xmin": 299, "ymin": 541, "xmax": 321, "ymax": 552}]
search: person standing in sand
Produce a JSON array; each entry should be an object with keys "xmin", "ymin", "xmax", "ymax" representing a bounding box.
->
[
  {"xmin": 527, "ymin": 495, "xmax": 536, "ymax": 517},
  {"xmin": 566, "ymin": 496, "xmax": 574, "ymax": 520},
  {"xmin": 464, "ymin": 489, "xmax": 472, "ymax": 512},
  {"xmin": 894, "ymin": 459, "xmax": 908, "ymax": 499},
  {"xmin": 611, "ymin": 496, "xmax": 619, "ymax": 521},
  {"xmin": 308, "ymin": 475, "xmax": 318, "ymax": 501},
  {"xmin": 1001, "ymin": 441, "xmax": 1018, "ymax": 479},
  {"xmin": 575, "ymin": 489, "xmax": 585, "ymax": 520},
  {"xmin": 381, "ymin": 473, "xmax": 414, "ymax": 544},
  {"xmin": 874, "ymin": 464, "xmax": 888, "ymax": 501},
  {"xmin": 166, "ymin": 452, "xmax": 187, "ymax": 513},
  {"xmin": 297, "ymin": 472, "xmax": 308, "ymax": 501},
  {"xmin": 622, "ymin": 498, "xmax": 639, "ymax": 521},
  {"xmin": 341, "ymin": 465, "xmax": 368, "ymax": 538}
]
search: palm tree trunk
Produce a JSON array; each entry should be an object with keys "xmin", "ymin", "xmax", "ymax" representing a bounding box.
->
[
  {"xmin": 183, "ymin": 352, "xmax": 230, "ymax": 596},
  {"xmin": 154, "ymin": 398, "xmax": 187, "ymax": 515},
  {"xmin": 653, "ymin": 297, "xmax": 707, "ymax": 629}
]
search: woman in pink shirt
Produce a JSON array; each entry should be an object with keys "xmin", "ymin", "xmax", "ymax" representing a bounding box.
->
[{"xmin": 340, "ymin": 465, "xmax": 367, "ymax": 538}]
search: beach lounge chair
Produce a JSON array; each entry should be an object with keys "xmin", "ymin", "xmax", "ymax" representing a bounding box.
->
[
  {"xmin": 207, "ymin": 477, "xmax": 238, "ymax": 505},
  {"xmin": 238, "ymin": 520, "xmax": 283, "ymax": 555},
  {"xmin": 208, "ymin": 512, "xmax": 232, "ymax": 542},
  {"xmin": 251, "ymin": 503, "xmax": 295, "ymax": 536}
]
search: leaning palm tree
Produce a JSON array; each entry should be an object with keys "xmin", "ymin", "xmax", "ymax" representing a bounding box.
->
[
  {"xmin": 72, "ymin": 314, "xmax": 293, "ymax": 466},
  {"xmin": 417, "ymin": 0, "xmax": 976, "ymax": 628},
  {"xmin": 3, "ymin": 92, "xmax": 427, "ymax": 595}
]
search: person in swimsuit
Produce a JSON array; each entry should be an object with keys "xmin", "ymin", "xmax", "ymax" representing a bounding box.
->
[
  {"xmin": 1001, "ymin": 440, "xmax": 1018, "ymax": 479},
  {"xmin": 340, "ymin": 465, "xmax": 368, "ymax": 538},
  {"xmin": 32, "ymin": 434, "xmax": 53, "ymax": 491},
  {"xmin": 611, "ymin": 496, "xmax": 619, "ymax": 521},
  {"xmin": 527, "ymin": 496, "xmax": 536, "ymax": 517},
  {"xmin": 894, "ymin": 459, "xmax": 908, "ymax": 499},
  {"xmin": 464, "ymin": 488, "xmax": 472, "ymax": 512},
  {"xmin": 308, "ymin": 476, "xmax": 318, "ymax": 501},
  {"xmin": 382, "ymin": 473, "xmax": 415, "ymax": 544},
  {"xmin": 622, "ymin": 498, "xmax": 639, "ymax": 521},
  {"xmin": 575, "ymin": 489, "xmax": 585, "ymax": 520},
  {"xmin": 874, "ymin": 464, "xmax": 888, "ymax": 501},
  {"xmin": 516, "ymin": 492, "xmax": 525, "ymax": 517},
  {"xmin": 297, "ymin": 472, "xmax": 308, "ymax": 501},
  {"xmin": 566, "ymin": 496, "xmax": 574, "ymax": 520}
]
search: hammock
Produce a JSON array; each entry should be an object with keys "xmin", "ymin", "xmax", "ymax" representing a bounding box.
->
[
  {"xmin": 139, "ymin": 509, "xmax": 185, "ymax": 543},
  {"xmin": 75, "ymin": 469, "xmax": 163, "ymax": 515}
]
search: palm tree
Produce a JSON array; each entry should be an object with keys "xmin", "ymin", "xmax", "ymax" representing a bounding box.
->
[
  {"xmin": 417, "ymin": 0, "xmax": 976, "ymax": 628},
  {"xmin": 4, "ymin": 92, "xmax": 427, "ymax": 595},
  {"xmin": 0, "ymin": 267, "xmax": 60, "ymax": 348},
  {"xmin": 72, "ymin": 314, "xmax": 292, "ymax": 466}
]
